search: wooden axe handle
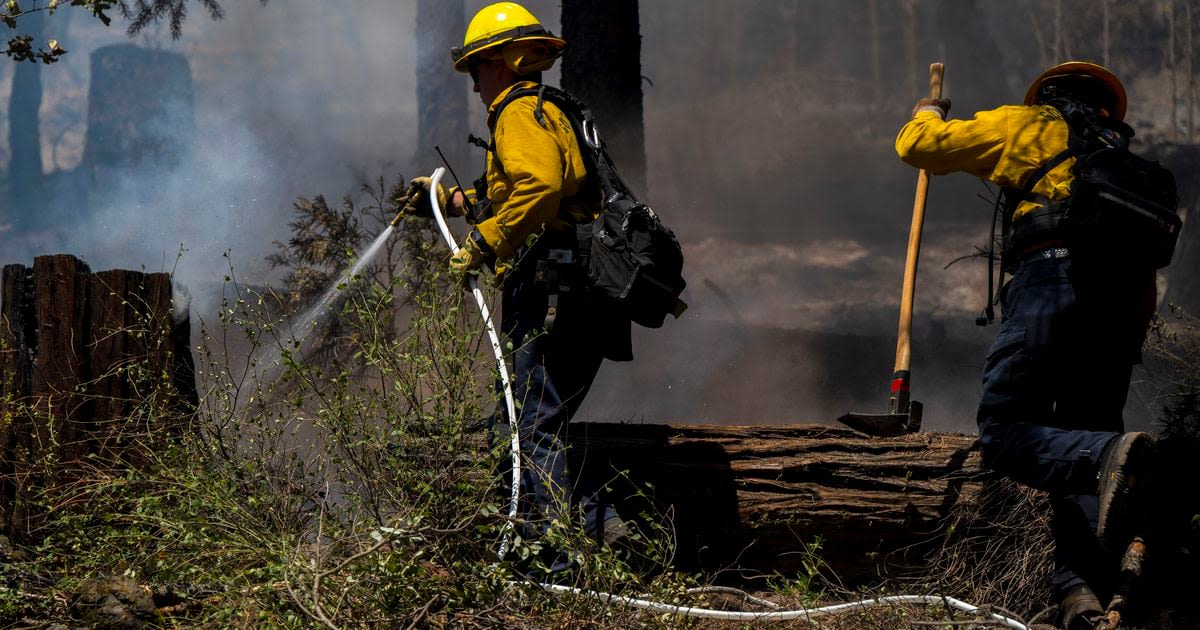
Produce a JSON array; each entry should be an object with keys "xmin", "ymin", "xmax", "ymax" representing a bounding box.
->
[
  {"xmin": 890, "ymin": 62, "xmax": 945, "ymax": 414},
  {"xmin": 929, "ymin": 62, "xmax": 944, "ymax": 100}
]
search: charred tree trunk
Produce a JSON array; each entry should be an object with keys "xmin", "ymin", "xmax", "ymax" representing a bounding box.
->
[
  {"xmin": 569, "ymin": 423, "xmax": 986, "ymax": 581},
  {"xmin": 84, "ymin": 45, "xmax": 194, "ymax": 211},
  {"xmin": 416, "ymin": 0, "xmax": 469, "ymax": 176},
  {"xmin": 7, "ymin": 8, "xmax": 45, "ymax": 229},
  {"xmin": 0, "ymin": 255, "xmax": 196, "ymax": 541},
  {"xmin": 561, "ymin": 0, "xmax": 648, "ymax": 198}
]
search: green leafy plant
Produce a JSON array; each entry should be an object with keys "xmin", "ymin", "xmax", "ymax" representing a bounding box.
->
[{"xmin": 0, "ymin": 175, "xmax": 700, "ymax": 627}]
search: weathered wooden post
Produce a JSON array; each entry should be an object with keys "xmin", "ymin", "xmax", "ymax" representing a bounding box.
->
[{"xmin": 0, "ymin": 254, "xmax": 197, "ymax": 541}]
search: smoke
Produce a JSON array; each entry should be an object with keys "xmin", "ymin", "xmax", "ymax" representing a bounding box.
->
[{"xmin": 2, "ymin": 0, "xmax": 422, "ymax": 310}]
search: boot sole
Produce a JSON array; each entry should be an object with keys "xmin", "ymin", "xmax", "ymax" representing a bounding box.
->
[{"xmin": 1096, "ymin": 432, "xmax": 1154, "ymax": 551}]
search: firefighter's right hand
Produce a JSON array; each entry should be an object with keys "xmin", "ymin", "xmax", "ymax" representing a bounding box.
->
[
  {"xmin": 912, "ymin": 98, "xmax": 951, "ymax": 119},
  {"xmin": 397, "ymin": 176, "xmax": 449, "ymax": 219}
]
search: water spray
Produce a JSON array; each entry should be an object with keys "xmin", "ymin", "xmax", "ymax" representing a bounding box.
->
[
  {"xmin": 253, "ymin": 220, "xmax": 399, "ymax": 381},
  {"xmin": 426, "ymin": 167, "xmax": 521, "ymax": 560}
]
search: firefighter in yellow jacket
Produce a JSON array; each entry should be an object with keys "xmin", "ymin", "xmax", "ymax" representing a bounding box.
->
[
  {"xmin": 896, "ymin": 63, "xmax": 1162, "ymax": 629},
  {"xmin": 403, "ymin": 2, "xmax": 631, "ymax": 577}
]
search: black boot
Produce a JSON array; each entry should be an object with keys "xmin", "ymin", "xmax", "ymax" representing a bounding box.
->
[
  {"xmin": 1058, "ymin": 584, "xmax": 1104, "ymax": 630},
  {"xmin": 1096, "ymin": 432, "xmax": 1155, "ymax": 552},
  {"xmin": 602, "ymin": 513, "xmax": 632, "ymax": 547}
]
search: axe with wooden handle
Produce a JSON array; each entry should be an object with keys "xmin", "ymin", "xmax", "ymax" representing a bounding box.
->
[{"xmin": 838, "ymin": 62, "xmax": 944, "ymax": 437}]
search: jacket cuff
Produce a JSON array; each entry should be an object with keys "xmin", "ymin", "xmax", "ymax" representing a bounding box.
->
[
  {"xmin": 474, "ymin": 219, "xmax": 515, "ymax": 261},
  {"xmin": 446, "ymin": 186, "xmax": 467, "ymax": 218},
  {"xmin": 914, "ymin": 106, "xmax": 947, "ymax": 120}
]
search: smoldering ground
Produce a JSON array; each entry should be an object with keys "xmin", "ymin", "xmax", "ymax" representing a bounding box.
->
[{"xmin": 1, "ymin": 1, "xmax": 1190, "ymax": 432}]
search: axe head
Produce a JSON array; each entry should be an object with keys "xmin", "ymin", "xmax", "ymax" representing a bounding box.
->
[{"xmin": 838, "ymin": 401, "xmax": 923, "ymax": 437}]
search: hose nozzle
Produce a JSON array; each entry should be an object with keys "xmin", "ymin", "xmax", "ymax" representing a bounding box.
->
[{"xmin": 389, "ymin": 181, "xmax": 424, "ymax": 227}]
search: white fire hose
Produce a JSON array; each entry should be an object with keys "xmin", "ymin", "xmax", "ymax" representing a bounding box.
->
[
  {"xmin": 534, "ymin": 587, "xmax": 1030, "ymax": 627},
  {"xmin": 427, "ymin": 167, "xmax": 521, "ymax": 560}
]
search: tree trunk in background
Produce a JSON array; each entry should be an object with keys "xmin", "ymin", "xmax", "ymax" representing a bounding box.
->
[
  {"xmin": 1186, "ymin": 0, "xmax": 1195, "ymax": 142},
  {"xmin": 1053, "ymin": 0, "xmax": 1063, "ymax": 60},
  {"xmin": 83, "ymin": 45, "xmax": 194, "ymax": 215},
  {"xmin": 902, "ymin": 0, "xmax": 919, "ymax": 97},
  {"xmin": 1103, "ymin": 0, "xmax": 1112, "ymax": 67},
  {"xmin": 561, "ymin": 0, "xmax": 648, "ymax": 198},
  {"xmin": 7, "ymin": 9, "xmax": 46, "ymax": 229},
  {"xmin": 1170, "ymin": 0, "xmax": 1179, "ymax": 142},
  {"xmin": 868, "ymin": 0, "xmax": 883, "ymax": 108},
  {"xmin": 416, "ymin": 0, "xmax": 469, "ymax": 178},
  {"xmin": 935, "ymin": 0, "xmax": 1007, "ymax": 106}
]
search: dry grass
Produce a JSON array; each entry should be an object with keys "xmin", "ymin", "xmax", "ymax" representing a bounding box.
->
[{"xmin": 916, "ymin": 475, "xmax": 1055, "ymax": 622}]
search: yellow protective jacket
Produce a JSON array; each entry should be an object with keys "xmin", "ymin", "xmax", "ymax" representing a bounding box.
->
[
  {"xmin": 895, "ymin": 104, "xmax": 1075, "ymax": 222},
  {"xmin": 469, "ymin": 81, "xmax": 595, "ymax": 269}
]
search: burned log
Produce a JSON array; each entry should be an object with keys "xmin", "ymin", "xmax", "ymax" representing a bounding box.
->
[
  {"xmin": 569, "ymin": 423, "xmax": 987, "ymax": 581},
  {"xmin": 0, "ymin": 254, "xmax": 196, "ymax": 541}
]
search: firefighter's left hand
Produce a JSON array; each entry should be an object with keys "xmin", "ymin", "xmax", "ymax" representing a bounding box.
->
[
  {"xmin": 912, "ymin": 98, "xmax": 951, "ymax": 119},
  {"xmin": 449, "ymin": 235, "xmax": 487, "ymax": 280}
]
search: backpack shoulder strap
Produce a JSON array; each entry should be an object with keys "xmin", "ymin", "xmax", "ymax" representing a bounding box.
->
[
  {"xmin": 532, "ymin": 86, "xmax": 636, "ymax": 200},
  {"xmin": 487, "ymin": 85, "xmax": 642, "ymax": 216},
  {"xmin": 486, "ymin": 86, "xmax": 541, "ymax": 181},
  {"xmin": 1007, "ymin": 100, "xmax": 1098, "ymax": 204}
]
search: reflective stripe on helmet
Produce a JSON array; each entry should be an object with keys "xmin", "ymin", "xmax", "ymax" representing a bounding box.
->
[{"xmin": 451, "ymin": 24, "xmax": 554, "ymax": 66}]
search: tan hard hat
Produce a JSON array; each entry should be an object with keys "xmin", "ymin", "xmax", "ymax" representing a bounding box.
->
[{"xmin": 1024, "ymin": 61, "xmax": 1127, "ymax": 121}]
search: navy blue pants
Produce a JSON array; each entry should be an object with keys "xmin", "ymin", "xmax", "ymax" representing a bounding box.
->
[
  {"xmin": 977, "ymin": 254, "xmax": 1154, "ymax": 597},
  {"xmin": 493, "ymin": 268, "xmax": 619, "ymax": 544}
]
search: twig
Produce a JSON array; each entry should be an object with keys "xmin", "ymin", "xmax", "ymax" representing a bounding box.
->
[
  {"xmin": 1027, "ymin": 605, "xmax": 1056, "ymax": 626},
  {"xmin": 310, "ymin": 481, "xmax": 338, "ymax": 630},
  {"xmin": 318, "ymin": 530, "xmax": 401, "ymax": 579},
  {"xmin": 282, "ymin": 564, "xmax": 337, "ymax": 630},
  {"xmin": 404, "ymin": 595, "xmax": 438, "ymax": 630}
]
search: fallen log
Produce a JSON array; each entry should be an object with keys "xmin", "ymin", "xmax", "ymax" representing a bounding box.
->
[
  {"xmin": 569, "ymin": 423, "xmax": 987, "ymax": 582},
  {"xmin": 0, "ymin": 254, "xmax": 197, "ymax": 541}
]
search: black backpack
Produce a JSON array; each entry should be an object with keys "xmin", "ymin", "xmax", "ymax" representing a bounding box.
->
[
  {"xmin": 490, "ymin": 85, "xmax": 687, "ymax": 328},
  {"xmin": 978, "ymin": 100, "xmax": 1179, "ymax": 325},
  {"xmin": 1002, "ymin": 99, "xmax": 1180, "ymax": 270}
]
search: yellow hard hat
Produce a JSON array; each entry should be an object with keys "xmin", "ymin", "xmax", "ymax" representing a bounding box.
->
[
  {"xmin": 1024, "ymin": 61, "xmax": 1127, "ymax": 121},
  {"xmin": 451, "ymin": 2, "xmax": 566, "ymax": 74}
]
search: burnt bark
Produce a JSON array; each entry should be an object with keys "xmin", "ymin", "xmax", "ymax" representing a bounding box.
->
[
  {"xmin": 416, "ymin": 0, "xmax": 469, "ymax": 175},
  {"xmin": 0, "ymin": 255, "xmax": 196, "ymax": 541},
  {"xmin": 569, "ymin": 422, "xmax": 985, "ymax": 581},
  {"xmin": 561, "ymin": 0, "xmax": 648, "ymax": 198}
]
